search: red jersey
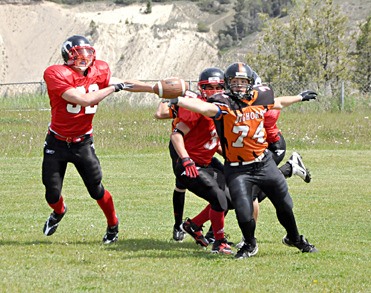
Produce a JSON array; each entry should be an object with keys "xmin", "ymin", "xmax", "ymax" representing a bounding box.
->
[
  {"xmin": 177, "ymin": 96, "xmax": 219, "ymax": 166},
  {"xmin": 209, "ymin": 85, "xmax": 275, "ymax": 162},
  {"xmin": 43, "ymin": 60, "xmax": 111, "ymax": 137},
  {"xmin": 264, "ymin": 109, "xmax": 281, "ymax": 143}
]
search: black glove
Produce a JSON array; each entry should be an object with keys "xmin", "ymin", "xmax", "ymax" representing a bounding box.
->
[
  {"xmin": 181, "ymin": 157, "xmax": 199, "ymax": 178},
  {"xmin": 113, "ymin": 83, "xmax": 133, "ymax": 92},
  {"xmin": 298, "ymin": 90, "xmax": 317, "ymax": 101}
]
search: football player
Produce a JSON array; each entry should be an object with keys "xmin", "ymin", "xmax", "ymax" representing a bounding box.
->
[
  {"xmin": 42, "ymin": 35, "xmax": 153, "ymax": 244},
  {"xmin": 154, "ymin": 70, "xmax": 228, "ymax": 244},
  {"xmin": 163, "ymin": 62, "xmax": 318, "ymax": 258},
  {"xmin": 170, "ymin": 67, "xmax": 233, "ymax": 254}
]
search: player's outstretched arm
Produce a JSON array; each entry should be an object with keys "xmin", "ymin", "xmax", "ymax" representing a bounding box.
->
[
  {"xmin": 62, "ymin": 86, "xmax": 115, "ymax": 107},
  {"xmin": 274, "ymin": 90, "xmax": 317, "ymax": 109},
  {"xmin": 110, "ymin": 77, "xmax": 154, "ymax": 93},
  {"xmin": 171, "ymin": 96, "xmax": 219, "ymax": 117}
]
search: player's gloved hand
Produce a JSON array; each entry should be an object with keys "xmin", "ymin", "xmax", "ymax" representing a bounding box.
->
[
  {"xmin": 181, "ymin": 157, "xmax": 199, "ymax": 178},
  {"xmin": 113, "ymin": 83, "xmax": 134, "ymax": 92},
  {"xmin": 298, "ymin": 90, "xmax": 317, "ymax": 101}
]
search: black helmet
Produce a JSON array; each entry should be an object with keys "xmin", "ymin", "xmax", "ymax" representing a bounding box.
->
[
  {"xmin": 197, "ymin": 67, "xmax": 225, "ymax": 99},
  {"xmin": 61, "ymin": 35, "xmax": 96, "ymax": 70},
  {"xmin": 252, "ymin": 71, "xmax": 262, "ymax": 85},
  {"xmin": 224, "ymin": 62, "xmax": 254, "ymax": 99}
]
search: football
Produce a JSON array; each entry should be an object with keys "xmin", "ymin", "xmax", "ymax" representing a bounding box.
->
[{"xmin": 153, "ymin": 77, "xmax": 189, "ymax": 99}]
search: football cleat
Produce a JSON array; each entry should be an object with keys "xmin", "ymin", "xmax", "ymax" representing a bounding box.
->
[
  {"xmin": 211, "ymin": 238, "xmax": 233, "ymax": 255},
  {"xmin": 205, "ymin": 229, "xmax": 215, "ymax": 244},
  {"xmin": 235, "ymin": 237, "xmax": 245, "ymax": 249},
  {"xmin": 288, "ymin": 152, "xmax": 311, "ymax": 183},
  {"xmin": 173, "ymin": 227, "xmax": 186, "ymax": 242},
  {"xmin": 235, "ymin": 242, "xmax": 259, "ymax": 259},
  {"xmin": 180, "ymin": 218, "xmax": 209, "ymax": 247},
  {"xmin": 103, "ymin": 224, "xmax": 119, "ymax": 244},
  {"xmin": 282, "ymin": 235, "xmax": 318, "ymax": 253},
  {"xmin": 43, "ymin": 205, "xmax": 67, "ymax": 236}
]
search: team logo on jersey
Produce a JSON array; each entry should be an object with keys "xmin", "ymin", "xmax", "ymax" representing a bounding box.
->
[{"xmin": 234, "ymin": 109, "xmax": 266, "ymax": 123}]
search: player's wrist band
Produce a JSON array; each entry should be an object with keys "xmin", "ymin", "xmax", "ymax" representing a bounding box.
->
[{"xmin": 168, "ymin": 97, "xmax": 179, "ymax": 105}]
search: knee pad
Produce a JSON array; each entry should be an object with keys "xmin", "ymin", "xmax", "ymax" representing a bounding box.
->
[{"xmin": 89, "ymin": 184, "xmax": 105, "ymax": 200}]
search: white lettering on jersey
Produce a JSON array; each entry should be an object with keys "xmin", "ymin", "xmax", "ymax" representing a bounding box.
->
[{"xmin": 66, "ymin": 84, "xmax": 99, "ymax": 114}]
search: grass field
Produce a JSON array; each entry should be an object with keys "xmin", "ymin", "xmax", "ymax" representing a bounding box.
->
[{"xmin": 0, "ymin": 97, "xmax": 370, "ymax": 292}]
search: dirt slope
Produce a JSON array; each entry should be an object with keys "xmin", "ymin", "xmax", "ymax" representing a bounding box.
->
[{"xmin": 0, "ymin": 1, "xmax": 220, "ymax": 85}]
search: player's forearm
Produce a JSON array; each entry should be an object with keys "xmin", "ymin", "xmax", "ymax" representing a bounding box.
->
[
  {"xmin": 177, "ymin": 96, "xmax": 218, "ymax": 117},
  {"xmin": 170, "ymin": 132, "xmax": 189, "ymax": 159},
  {"xmin": 123, "ymin": 79, "xmax": 154, "ymax": 93},
  {"xmin": 273, "ymin": 95, "xmax": 302, "ymax": 109},
  {"xmin": 62, "ymin": 86, "xmax": 115, "ymax": 107},
  {"xmin": 110, "ymin": 77, "xmax": 154, "ymax": 93}
]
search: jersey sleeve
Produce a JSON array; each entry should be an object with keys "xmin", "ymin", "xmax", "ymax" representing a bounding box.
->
[
  {"xmin": 178, "ymin": 107, "xmax": 202, "ymax": 129},
  {"xmin": 252, "ymin": 85, "xmax": 275, "ymax": 108},
  {"xmin": 264, "ymin": 109, "xmax": 281, "ymax": 129},
  {"xmin": 207, "ymin": 94, "xmax": 230, "ymax": 121},
  {"xmin": 43, "ymin": 65, "xmax": 75, "ymax": 97},
  {"xmin": 93, "ymin": 60, "xmax": 111, "ymax": 88}
]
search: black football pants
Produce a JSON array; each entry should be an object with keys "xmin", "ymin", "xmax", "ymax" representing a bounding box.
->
[
  {"xmin": 42, "ymin": 134, "xmax": 105, "ymax": 204},
  {"xmin": 225, "ymin": 151, "xmax": 299, "ymax": 242}
]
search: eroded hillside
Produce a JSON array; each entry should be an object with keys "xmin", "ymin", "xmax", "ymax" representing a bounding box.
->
[{"xmin": 0, "ymin": 1, "xmax": 220, "ymax": 85}]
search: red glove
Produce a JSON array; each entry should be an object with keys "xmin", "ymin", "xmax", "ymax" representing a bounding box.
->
[{"xmin": 181, "ymin": 157, "xmax": 199, "ymax": 178}]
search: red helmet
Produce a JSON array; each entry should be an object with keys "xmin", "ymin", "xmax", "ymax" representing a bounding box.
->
[
  {"xmin": 61, "ymin": 35, "xmax": 96, "ymax": 72},
  {"xmin": 197, "ymin": 67, "xmax": 225, "ymax": 99}
]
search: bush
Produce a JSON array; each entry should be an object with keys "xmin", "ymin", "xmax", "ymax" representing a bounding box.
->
[{"xmin": 197, "ymin": 22, "xmax": 210, "ymax": 33}]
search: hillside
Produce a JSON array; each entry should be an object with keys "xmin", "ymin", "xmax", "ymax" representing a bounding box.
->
[
  {"xmin": 0, "ymin": 1, "xmax": 224, "ymax": 85},
  {"xmin": 0, "ymin": 0, "xmax": 370, "ymax": 87}
]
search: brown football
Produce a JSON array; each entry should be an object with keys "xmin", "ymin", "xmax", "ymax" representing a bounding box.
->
[{"xmin": 153, "ymin": 77, "xmax": 189, "ymax": 99}]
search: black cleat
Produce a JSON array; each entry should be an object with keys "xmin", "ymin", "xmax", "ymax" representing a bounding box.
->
[
  {"xmin": 103, "ymin": 224, "xmax": 119, "ymax": 244},
  {"xmin": 282, "ymin": 235, "xmax": 318, "ymax": 253},
  {"xmin": 43, "ymin": 205, "xmax": 67, "ymax": 236},
  {"xmin": 205, "ymin": 230, "xmax": 215, "ymax": 244},
  {"xmin": 180, "ymin": 218, "xmax": 209, "ymax": 247},
  {"xmin": 235, "ymin": 242, "xmax": 258, "ymax": 259},
  {"xmin": 173, "ymin": 227, "xmax": 186, "ymax": 242},
  {"xmin": 289, "ymin": 152, "xmax": 312, "ymax": 183}
]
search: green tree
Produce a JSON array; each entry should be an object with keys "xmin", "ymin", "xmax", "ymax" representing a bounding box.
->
[
  {"xmin": 145, "ymin": 0, "xmax": 152, "ymax": 14},
  {"xmin": 355, "ymin": 17, "xmax": 371, "ymax": 93},
  {"xmin": 218, "ymin": 0, "xmax": 292, "ymax": 49},
  {"xmin": 246, "ymin": 0, "xmax": 353, "ymax": 95}
]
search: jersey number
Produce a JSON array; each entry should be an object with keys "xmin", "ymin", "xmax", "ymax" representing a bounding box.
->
[
  {"xmin": 66, "ymin": 84, "xmax": 99, "ymax": 114},
  {"xmin": 204, "ymin": 129, "xmax": 218, "ymax": 150},
  {"xmin": 232, "ymin": 121, "xmax": 265, "ymax": 147}
]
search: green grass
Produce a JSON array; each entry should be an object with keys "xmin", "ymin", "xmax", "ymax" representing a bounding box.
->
[{"xmin": 0, "ymin": 98, "xmax": 370, "ymax": 292}]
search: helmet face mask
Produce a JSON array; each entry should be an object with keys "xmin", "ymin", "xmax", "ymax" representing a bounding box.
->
[
  {"xmin": 224, "ymin": 62, "xmax": 255, "ymax": 100},
  {"xmin": 61, "ymin": 35, "xmax": 96, "ymax": 72},
  {"xmin": 198, "ymin": 67, "xmax": 225, "ymax": 99},
  {"xmin": 200, "ymin": 83, "xmax": 224, "ymax": 99}
]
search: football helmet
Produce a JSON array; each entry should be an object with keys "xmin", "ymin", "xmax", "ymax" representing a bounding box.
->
[
  {"xmin": 61, "ymin": 35, "xmax": 96, "ymax": 72},
  {"xmin": 252, "ymin": 71, "xmax": 262, "ymax": 85},
  {"xmin": 198, "ymin": 67, "xmax": 225, "ymax": 99},
  {"xmin": 224, "ymin": 62, "xmax": 254, "ymax": 100}
]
